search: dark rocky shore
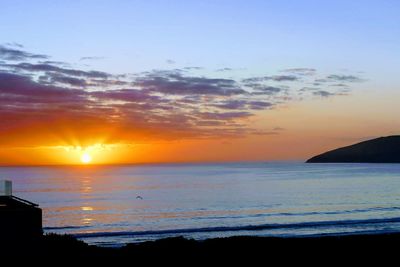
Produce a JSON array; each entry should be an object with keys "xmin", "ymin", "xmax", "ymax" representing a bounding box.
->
[{"xmin": 2, "ymin": 233, "xmax": 399, "ymax": 264}]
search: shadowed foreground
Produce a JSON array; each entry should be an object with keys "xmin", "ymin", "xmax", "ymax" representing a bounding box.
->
[{"xmin": 2, "ymin": 233, "xmax": 399, "ymax": 264}]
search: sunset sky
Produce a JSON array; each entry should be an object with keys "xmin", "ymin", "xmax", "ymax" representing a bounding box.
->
[{"xmin": 0, "ymin": 0, "xmax": 399, "ymax": 165}]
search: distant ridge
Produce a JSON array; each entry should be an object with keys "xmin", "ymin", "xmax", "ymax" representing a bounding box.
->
[{"xmin": 306, "ymin": 136, "xmax": 400, "ymax": 163}]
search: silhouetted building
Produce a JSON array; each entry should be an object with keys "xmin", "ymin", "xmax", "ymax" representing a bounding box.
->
[{"xmin": 0, "ymin": 180, "xmax": 42, "ymax": 240}]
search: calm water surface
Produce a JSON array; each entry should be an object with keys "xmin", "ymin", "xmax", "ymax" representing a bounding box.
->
[{"xmin": 1, "ymin": 162, "xmax": 400, "ymax": 246}]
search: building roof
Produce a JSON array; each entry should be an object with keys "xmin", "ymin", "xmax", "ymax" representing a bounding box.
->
[{"xmin": 0, "ymin": 195, "xmax": 39, "ymax": 210}]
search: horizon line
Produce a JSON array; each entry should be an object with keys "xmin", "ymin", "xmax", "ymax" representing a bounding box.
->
[{"xmin": 0, "ymin": 159, "xmax": 305, "ymax": 168}]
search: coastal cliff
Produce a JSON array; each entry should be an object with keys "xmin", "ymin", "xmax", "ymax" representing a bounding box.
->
[{"xmin": 306, "ymin": 136, "xmax": 400, "ymax": 163}]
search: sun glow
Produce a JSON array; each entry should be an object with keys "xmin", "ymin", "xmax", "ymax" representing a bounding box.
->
[
  {"xmin": 58, "ymin": 143, "xmax": 124, "ymax": 165},
  {"xmin": 3, "ymin": 143, "xmax": 132, "ymax": 165},
  {"xmin": 80, "ymin": 153, "xmax": 92, "ymax": 164}
]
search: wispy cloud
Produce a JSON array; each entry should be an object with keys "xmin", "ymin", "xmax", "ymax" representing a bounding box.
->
[
  {"xmin": 80, "ymin": 56, "xmax": 105, "ymax": 61},
  {"xmin": 3, "ymin": 62, "xmax": 110, "ymax": 79},
  {"xmin": 281, "ymin": 68, "xmax": 316, "ymax": 76},
  {"xmin": 0, "ymin": 44, "xmax": 48, "ymax": 61},
  {"xmin": 136, "ymin": 71, "xmax": 246, "ymax": 96},
  {"xmin": 326, "ymin": 74, "xmax": 364, "ymax": 82},
  {"xmin": 242, "ymin": 75, "xmax": 299, "ymax": 83}
]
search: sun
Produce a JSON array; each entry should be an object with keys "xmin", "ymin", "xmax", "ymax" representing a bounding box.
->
[{"xmin": 80, "ymin": 153, "xmax": 92, "ymax": 164}]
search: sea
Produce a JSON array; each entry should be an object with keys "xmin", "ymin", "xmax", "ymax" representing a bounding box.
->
[{"xmin": 1, "ymin": 162, "xmax": 400, "ymax": 247}]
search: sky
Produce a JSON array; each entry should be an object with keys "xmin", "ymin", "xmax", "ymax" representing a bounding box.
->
[{"xmin": 0, "ymin": 0, "xmax": 399, "ymax": 165}]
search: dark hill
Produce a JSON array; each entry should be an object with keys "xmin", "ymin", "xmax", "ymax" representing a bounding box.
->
[{"xmin": 306, "ymin": 136, "xmax": 400, "ymax": 163}]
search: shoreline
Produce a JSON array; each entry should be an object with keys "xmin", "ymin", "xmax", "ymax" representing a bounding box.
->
[
  {"xmin": 3, "ymin": 232, "xmax": 400, "ymax": 263},
  {"xmin": 75, "ymin": 230, "xmax": 400, "ymax": 247}
]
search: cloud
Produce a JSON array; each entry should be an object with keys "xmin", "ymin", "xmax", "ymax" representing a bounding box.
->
[
  {"xmin": 0, "ymin": 72, "xmax": 86, "ymax": 103},
  {"xmin": 300, "ymin": 87, "xmax": 319, "ymax": 92},
  {"xmin": 40, "ymin": 73, "xmax": 88, "ymax": 87},
  {"xmin": 38, "ymin": 60, "xmax": 69, "ymax": 66},
  {"xmin": 195, "ymin": 111, "xmax": 253, "ymax": 120},
  {"xmin": 270, "ymin": 75, "xmax": 299, "ymax": 82},
  {"xmin": 90, "ymin": 88, "xmax": 163, "ymax": 103},
  {"xmin": 272, "ymin": 127, "xmax": 285, "ymax": 131},
  {"xmin": 281, "ymin": 68, "xmax": 316, "ymax": 75},
  {"xmin": 136, "ymin": 71, "xmax": 248, "ymax": 96},
  {"xmin": 313, "ymin": 90, "xmax": 336, "ymax": 97},
  {"xmin": 183, "ymin": 66, "xmax": 203, "ymax": 70},
  {"xmin": 212, "ymin": 100, "xmax": 273, "ymax": 110},
  {"xmin": 3, "ymin": 62, "xmax": 110, "ymax": 79},
  {"xmin": 80, "ymin": 56, "xmax": 104, "ymax": 61},
  {"xmin": 248, "ymin": 101, "xmax": 274, "ymax": 110},
  {"xmin": 326, "ymin": 74, "xmax": 363, "ymax": 82},
  {"xmin": 0, "ymin": 70, "xmax": 261, "ymax": 146},
  {"xmin": 329, "ymin": 83, "xmax": 349, "ymax": 87},
  {"xmin": 0, "ymin": 45, "xmax": 48, "ymax": 61},
  {"xmin": 246, "ymin": 85, "xmax": 283, "ymax": 95},
  {"xmin": 0, "ymin": 46, "xmax": 363, "ymax": 147},
  {"xmin": 242, "ymin": 75, "xmax": 299, "ymax": 83},
  {"xmin": 5, "ymin": 42, "xmax": 24, "ymax": 48},
  {"xmin": 216, "ymin": 67, "xmax": 234, "ymax": 72}
]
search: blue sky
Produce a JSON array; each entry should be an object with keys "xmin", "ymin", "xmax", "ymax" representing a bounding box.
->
[{"xmin": 1, "ymin": 0, "xmax": 399, "ymax": 77}]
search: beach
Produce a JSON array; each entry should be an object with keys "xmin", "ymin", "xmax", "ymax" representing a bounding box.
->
[{"xmin": 3, "ymin": 232, "xmax": 398, "ymax": 263}]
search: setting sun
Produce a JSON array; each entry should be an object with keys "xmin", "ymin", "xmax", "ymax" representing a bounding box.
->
[{"xmin": 80, "ymin": 153, "xmax": 92, "ymax": 164}]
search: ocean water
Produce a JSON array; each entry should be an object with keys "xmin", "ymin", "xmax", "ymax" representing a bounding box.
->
[{"xmin": 1, "ymin": 162, "xmax": 400, "ymax": 246}]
